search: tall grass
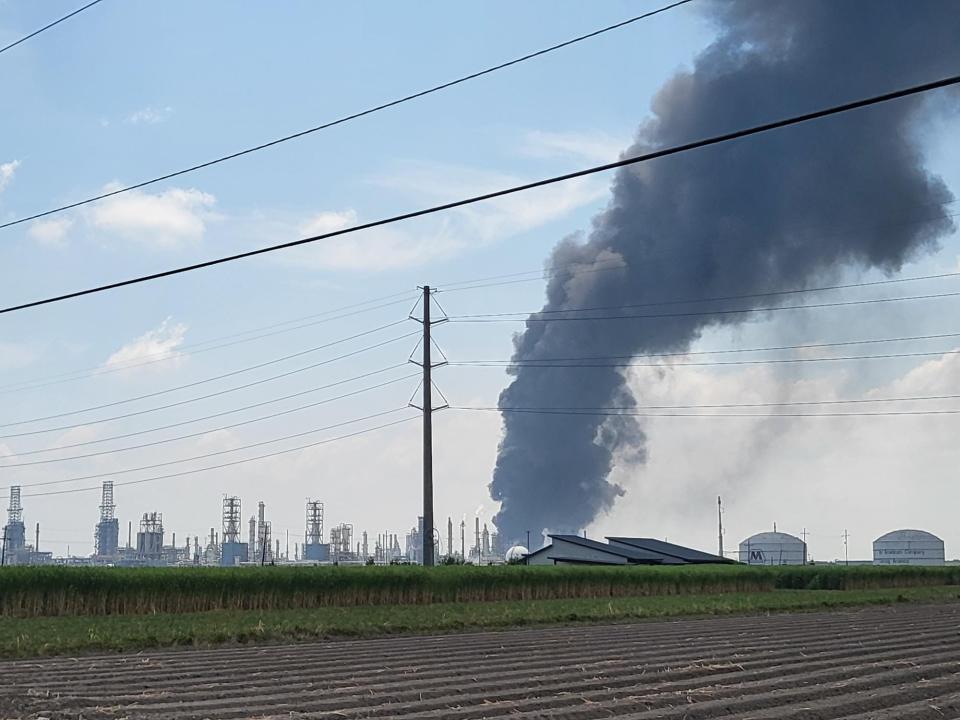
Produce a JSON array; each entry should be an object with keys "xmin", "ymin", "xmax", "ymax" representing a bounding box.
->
[{"xmin": 1, "ymin": 564, "xmax": 958, "ymax": 618}]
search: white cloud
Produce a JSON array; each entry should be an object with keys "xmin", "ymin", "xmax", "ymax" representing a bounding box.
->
[
  {"xmin": 28, "ymin": 218, "xmax": 73, "ymax": 247},
  {"xmin": 522, "ymin": 130, "xmax": 626, "ymax": 164},
  {"xmin": 589, "ymin": 348, "xmax": 960, "ymax": 561},
  {"xmin": 89, "ymin": 184, "xmax": 216, "ymax": 249},
  {"xmin": 289, "ymin": 213, "xmax": 459, "ymax": 272},
  {"xmin": 300, "ymin": 210, "xmax": 357, "ymax": 237},
  {"xmin": 104, "ymin": 318, "xmax": 188, "ymax": 373},
  {"xmin": 0, "ymin": 342, "xmax": 36, "ymax": 371},
  {"xmin": 868, "ymin": 348, "xmax": 960, "ymax": 396},
  {"xmin": 265, "ymin": 160, "xmax": 604, "ymax": 273},
  {"xmin": 54, "ymin": 425, "xmax": 100, "ymax": 448},
  {"xmin": 0, "ymin": 159, "xmax": 20, "ymax": 192},
  {"xmin": 126, "ymin": 106, "xmax": 174, "ymax": 125}
]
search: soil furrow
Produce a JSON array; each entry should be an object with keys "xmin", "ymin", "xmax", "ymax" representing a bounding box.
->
[
  {"xmin": 22, "ymin": 629, "xmax": 955, "ymax": 712},
  {"xmin": 1, "ymin": 605, "xmax": 948, "ymax": 687},
  {"xmin": 4, "ymin": 602, "xmax": 950, "ymax": 680},
  {"xmin": 2, "ymin": 603, "xmax": 959, "ymax": 720},
  {"xmin": 10, "ymin": 615, "xmax": 945, "ymax": 698}
]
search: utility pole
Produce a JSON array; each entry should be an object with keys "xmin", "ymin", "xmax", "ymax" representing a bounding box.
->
[
  {"xmin": 843, "ymin": 529, "xmax": 849, "ymax": 566},
  {"xmin": 1, "ymin": 530, "xmax": 6, "ymax": 567},
  {"xmin": 411, "ymin": 286, "xmax": 447, "ymax": 567},
  {"xmin": 717, "ymin": 496, "xmax": 723, "ymax": 557},
  {"xmin": 801, "ymin": 527, "xmax": 808, "ymax": 564},
  {"xmin": 421, "ymin": 285, "xmax": 434, "ymax": 567},
  {"xmin": 526, "ymin": 529, "xmax": 531, "ymax": 551},
  {"xmin": 460, "ymin": 520, "xmax": 465, "ymax": 560}
]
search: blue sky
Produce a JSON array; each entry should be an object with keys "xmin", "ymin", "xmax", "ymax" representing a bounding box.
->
[{"xmin": 1, "ymin": 1, "xmax": 958, "ymax": 560}]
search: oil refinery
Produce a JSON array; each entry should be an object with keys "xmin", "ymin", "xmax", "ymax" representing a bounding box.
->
[{"xmin": 0, "ymin": 481, "xmax": 506, "ymax": 567}]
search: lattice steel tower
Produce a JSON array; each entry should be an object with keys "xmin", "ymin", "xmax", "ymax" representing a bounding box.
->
[
  {"xmin": 4, "ymin": 486, "xmax": 26, "ymax": 553},
  {"xmin": 95, "ymin": 481, "xmax": 119, "ymax": 557},
  {"xmin": 222, "ymin": 496, "xmax": 241, "ymax": 543},
  {"xmin": 305, "ymin": 500, "xmax": 324, "ymax": 546}
]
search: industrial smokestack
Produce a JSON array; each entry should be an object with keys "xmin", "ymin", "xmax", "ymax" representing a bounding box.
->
[{"xmin": 490, "ymin": 0, "xmax": 959, "ymax": 543}]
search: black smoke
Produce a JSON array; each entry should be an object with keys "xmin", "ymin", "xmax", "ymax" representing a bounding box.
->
[{"xmin": 490, "ymin": 0, "xmax": 959, "ymax": 543}]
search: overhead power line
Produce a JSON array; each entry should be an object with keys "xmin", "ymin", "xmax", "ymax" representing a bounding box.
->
[
  {"xmin": 448, "ymin": 290, "xmax": 960, "ymax": 323},
  {"xmin": 453, "ymin": 349, "xmax": 960, "ymax": 369},
  {"xmin": 16, "ymin": 414, "xmax": 421, "ymax": 498},
  {"xmin": 0, "ymin": 293, "xmax": 417, "ymax": 395},
  {"xmin": 4, "ymin": 366, "xmax": 412, "ymax": 454},
  {"xmin": 0, "ymin": 0, "xmax": 104, "ymax": 56},
  {"xmin": 3, "ymin": 73, "xmax": 958, "ymax": 316},
  {"xmin": 453, "ymin": 330, "xmax": 960, "ymax": 363},
  {"xmin": 0, "ymin": 320, "xmax": 413, "ymax": 428},
  {"xmin": 443, "ymin": 265, "xmax": 960, "ymax": 306},
  {"xmin": 455, "ymin": 407, "xmax": 960, "ymax": 418},
  {"xmin": 6, "ymin": 406, "xmax": 408, "ymax": 489},
  {"xmin": 0, "ymin": 373, "xmax": 418, "ymax": 467},
  {"xmin": 0, "ymin": 340, "xmax": 416, "ymax": 440},
  {"xmin": 437, "ymin": 205, "xmax": 960, "ymax": 294},
  {"xmin": 6, "ymin": 237, "xmax": 956, "ymax": 396},
  {"xmin": 452, "ymin": 392, "xmax": 960, "ymax": 412},
  {"xmin": 0, "ymin": 0, "xmax": 692, "ymax": 232}
]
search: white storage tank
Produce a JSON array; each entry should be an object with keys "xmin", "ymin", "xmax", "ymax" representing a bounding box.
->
[
  {"xmin": 873, "ymin": 529, "xmax": 944, "ymax": 566},
  {"xmin": 739, "ymin": 531, "xmax": 806, "ymax": 565},
  {"xmin": 505, "ymin": 545, "xmax": 529, "ymax": 562}
]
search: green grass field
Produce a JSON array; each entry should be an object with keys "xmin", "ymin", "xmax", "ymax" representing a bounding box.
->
[
  {"xmin": 1, "ymin": 587, "xmax": 957, "ymax": 658},
  {"xmin": 3, "ymin": 564, "xmax": 959, "ymax": 618}
]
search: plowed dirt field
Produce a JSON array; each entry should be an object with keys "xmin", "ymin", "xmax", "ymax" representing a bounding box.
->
[{"xmin": 2, "ymin": 602, "xmax": 959, "ymax": 719}]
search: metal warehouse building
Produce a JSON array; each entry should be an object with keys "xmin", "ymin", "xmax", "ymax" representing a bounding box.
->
[
  {"xmin": 739, "ymin": 531, "xmax": 807, "ymax": 565},
  {"xmin": 524, "ymin": 535, "xmax": 732, "ymax": 566},
  {"xmin": 873, "ymin": 529, "xmax": 945, "ymax": 566}
]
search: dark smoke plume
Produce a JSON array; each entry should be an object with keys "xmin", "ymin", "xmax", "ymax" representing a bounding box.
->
[{"xmin": 490, "ymin": 0, "xmax": 959, "ymax": 543}]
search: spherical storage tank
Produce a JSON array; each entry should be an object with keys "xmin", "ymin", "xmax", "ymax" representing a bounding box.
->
[
  {"xmin": 873, "ymin": 529, "xmax": 944, "ymax": 566},
  {"xmin": 505, "ymin": 545, "xmax": 529, "ymax": 562},
  {"xmin": 739, "ymin": 532, "xmax": 806, "ymax": 565}
]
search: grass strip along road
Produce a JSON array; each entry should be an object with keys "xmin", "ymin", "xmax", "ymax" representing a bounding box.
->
[{"xmin": 1, "ymin": 586, "xmax": 958, "ymax": 657}]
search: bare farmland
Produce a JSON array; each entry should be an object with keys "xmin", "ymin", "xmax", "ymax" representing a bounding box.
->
[{"xmin": 2, "ymin": 603, "xmax": 959, "ymax": 719}]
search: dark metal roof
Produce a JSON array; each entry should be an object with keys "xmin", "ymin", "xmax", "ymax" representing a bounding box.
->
[
  {"xmin": 523, "ymin": 544, "xmax": 556, "ymax": 561},
  {"xmin": 606, "ymin": 537, "xmax": 733, "ymax": 564},
  {"xmin": 548, "ymin": 535, "xmax": 665, "ymax": 564},
  {"xmin": 545, "ymin": 555, "xmax": 625, "ymax": 566}
]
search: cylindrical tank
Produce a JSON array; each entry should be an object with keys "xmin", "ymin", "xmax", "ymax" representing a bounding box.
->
[
  {"xmin": 739, "ymin": 531, "xmax": 806, "ymax": 565},
  {"xmin": 873, "ymin": 529, "xmax": 944, "ymax": 566}
]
